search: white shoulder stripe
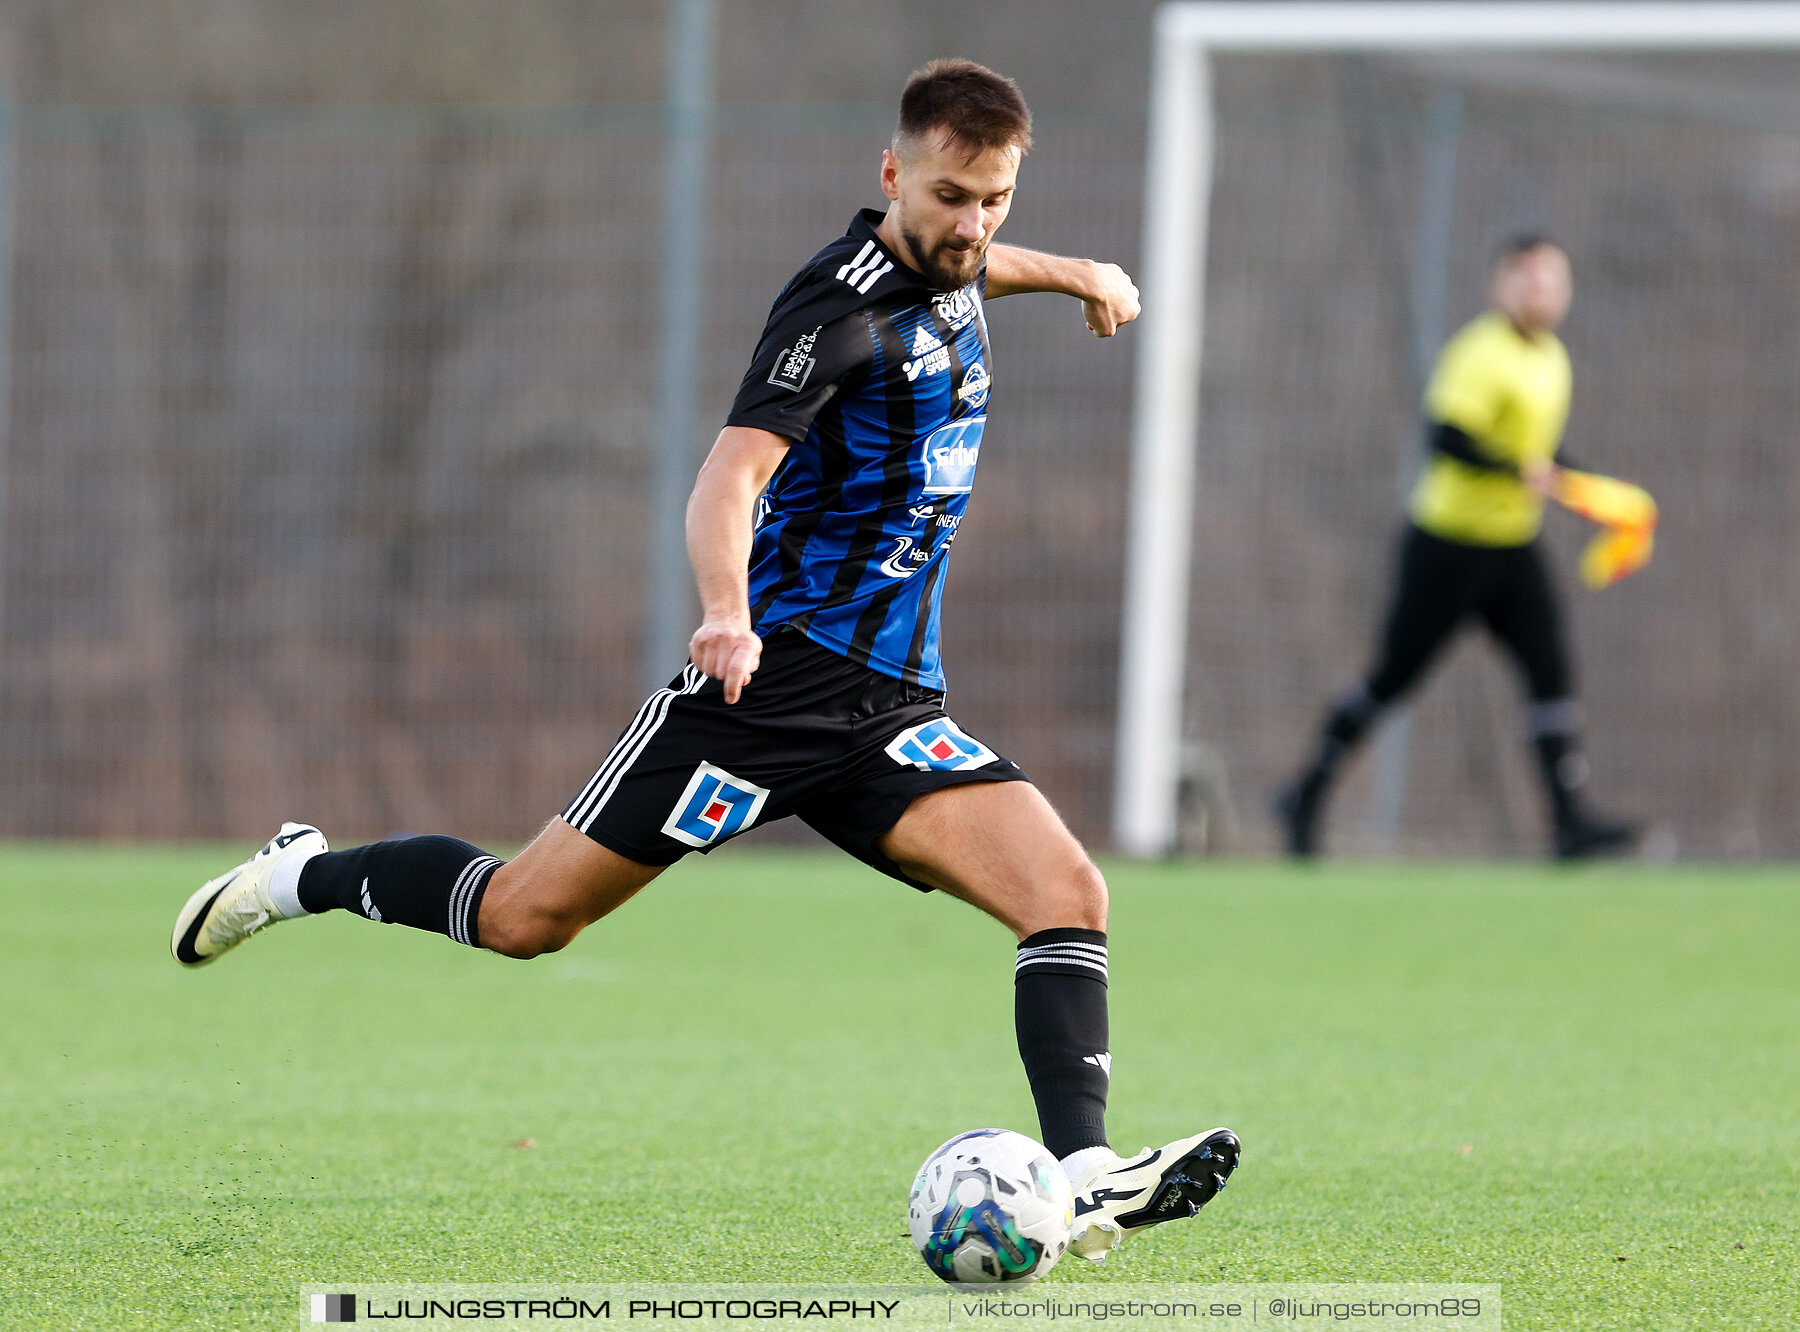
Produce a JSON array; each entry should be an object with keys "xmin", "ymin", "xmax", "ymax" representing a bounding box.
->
[
  {"xmin": 835, "ymin": 240, "xmax": 877, "ymax": 284},
  {"xmin": 852, "ymin": 260, "xmax": 893, "ymax": 294}
]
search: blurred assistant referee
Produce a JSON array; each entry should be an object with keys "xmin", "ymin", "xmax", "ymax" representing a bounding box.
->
[{"xmin": 1276, "ymin": 236, "xmax": 1637, "ymax": 861}]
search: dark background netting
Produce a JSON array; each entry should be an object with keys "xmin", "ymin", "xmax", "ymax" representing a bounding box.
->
[{"xmin": 0, "ymin": 5, "xmax": 1794, "ymax": 857}]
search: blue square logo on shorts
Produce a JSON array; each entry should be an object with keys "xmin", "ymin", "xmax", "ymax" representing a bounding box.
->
[
  {"xmin": 662, "ymin": 762, "xmax": 772, "ymax": 849},
  {"xmin": 884, "ymin": 718, "xmax": 998, "ymax": 772}
]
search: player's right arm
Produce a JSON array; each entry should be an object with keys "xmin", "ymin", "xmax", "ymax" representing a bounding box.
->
[
  {"xmin": 694, "ymin": 259, "xmax": 878, "ymax": 701},
  {"xmin": 687, "ymin": 426, "xmax": 791, "ymax": 704}
]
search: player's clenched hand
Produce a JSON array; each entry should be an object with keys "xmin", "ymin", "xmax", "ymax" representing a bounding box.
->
[
  {"xmin": 689, "ymin": 619, "xmax": 762, "ymax": 704},
  {"xmin": 1082, "ymin": 262, "xmax": 1140, "ymax": 338}
]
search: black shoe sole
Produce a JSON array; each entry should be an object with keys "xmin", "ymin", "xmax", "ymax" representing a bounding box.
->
[
  {"xmin": 1114, "ymin": 1128, "xmax": 1241, "ymax": 1231},
  {"xmin": 1555, "ymin": 823, "xmax": 1640, "ymax": 861}
]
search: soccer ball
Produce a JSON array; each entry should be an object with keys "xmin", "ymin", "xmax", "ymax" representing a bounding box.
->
[{"xmin": 907, "ymin": 1128, "xmax": 1074, "ymax": 1285}]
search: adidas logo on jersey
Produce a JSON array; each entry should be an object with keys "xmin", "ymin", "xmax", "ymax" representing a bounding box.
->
[{"xmin": 904, "ymin": 325, "xmax": 951, "ymax": 382}]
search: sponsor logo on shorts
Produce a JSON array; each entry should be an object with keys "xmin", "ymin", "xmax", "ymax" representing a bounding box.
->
[
  {"xmin": 919, "ymin": 416, "xmax": 984, "ymax": 495},
  {"xmin": 662, "ymin": 762, "xmax": 772, "ymax": 848},
  {"xmin": 884, "ymin": 718, "xmax": 998, "ymax": 772}
]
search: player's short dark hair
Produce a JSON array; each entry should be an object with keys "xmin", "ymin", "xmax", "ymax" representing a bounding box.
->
[
  {"xmin": 895, "ymin": 58, "xmax": 1033, "ymax": 160},
  {"xmin": 1493, "ymin": 232, "xmax": 1564, "ymax": 268}
]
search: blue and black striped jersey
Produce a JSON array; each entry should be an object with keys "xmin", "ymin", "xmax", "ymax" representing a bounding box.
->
[{"xmin": 726, "ymin": 209, "xmax": 993, "ymax": 690}]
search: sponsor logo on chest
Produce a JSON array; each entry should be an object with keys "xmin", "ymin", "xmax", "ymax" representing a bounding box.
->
[
  {"xmin": 919, "ymin": 416, "xmax": 985, "ymax": 496},
  {"xmin": 932, "ymin": 286, "xmax": 980, "ymax": 332},
  {"xmin": 957, "ymin": 361, "xmax": 990, "ymax": 410},
  {"xmin": 904, "ymin": 324, "xmax": 952, "ymax": 382}
]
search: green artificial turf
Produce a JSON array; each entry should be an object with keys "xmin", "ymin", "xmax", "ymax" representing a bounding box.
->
[{"xmin": 1, "ymin": 844, "xmax": 1796, "ymax": 1329}]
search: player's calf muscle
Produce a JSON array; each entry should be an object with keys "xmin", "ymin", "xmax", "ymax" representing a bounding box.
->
[
  {"xmin": 476, "ymin": 879, "xmax": 580, "ymax": 958},
  {"xmin": 476, "ymin": 822, "xmax": 663, "ymax": 959}
]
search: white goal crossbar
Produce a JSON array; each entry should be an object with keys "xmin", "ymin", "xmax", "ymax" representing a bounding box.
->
[{"xmin": 1115, "ymin": 2, "xmax": 1800, "ymax": 857}]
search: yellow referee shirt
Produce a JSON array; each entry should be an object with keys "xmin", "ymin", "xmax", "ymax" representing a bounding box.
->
[{"xmin": 1410, "ymin": 311, "xmax": 1571, "ymax": 547}]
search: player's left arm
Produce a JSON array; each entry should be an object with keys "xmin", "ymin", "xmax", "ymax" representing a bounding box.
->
[{"xmin": 984, "ymin": 244, "xmax": 1140, "ymax": 338}]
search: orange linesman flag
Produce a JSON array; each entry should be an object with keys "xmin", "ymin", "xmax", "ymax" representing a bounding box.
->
[{"xmin": 1550, "ymin": 468, "xmax": 1658, "ymax": 590}]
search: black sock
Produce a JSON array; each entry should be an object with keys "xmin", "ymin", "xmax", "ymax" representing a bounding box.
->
[
  {"xmin": 1014, "ymin": 928, "xmax": 1110, "ymax": 1159},
  {"xmin": 296, "ymin": 835, "xmax": 503, "ymax": 948},
  {"xmin": 1531, "ymin": 726, "xmax": 1589, "ymax": 829},
  {"xmin": 1299, "ymin": 684, "xmax": 1380, "ymax": 798}
]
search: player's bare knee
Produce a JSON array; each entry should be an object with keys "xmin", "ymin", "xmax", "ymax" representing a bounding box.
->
[
  {"xmin": 1018, "ymin": 856, "xmax": 1107, "ymax": 936},
  {"xmin": 481, "ymin": 909, "xmax": 576, "ymax": 960},
  {"xmin": 1066, "ymin": 857, "xmax": 1109, "ymax": 931},
  {"xmin": 476, "ymin": 872, "xmax": 578, "ymax": 959}
]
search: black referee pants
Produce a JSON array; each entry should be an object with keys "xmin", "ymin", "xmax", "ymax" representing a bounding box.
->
[
  {"xmin": 1290, "ymin": 522, "xmax": 1599, "ymax": 842},
  {"xmin": 1365, "ymin": 523, "xmax": 1570, "ymax": 707}
]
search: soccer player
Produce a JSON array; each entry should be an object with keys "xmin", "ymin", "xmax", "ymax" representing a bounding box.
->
[
  {"xmin": 171, "ymin": 60, "xmax": 1238, "ymax": 1263},
  {"xmin": 1275, "ymin": 236, "xmax": 1637, "ymax": 861}
]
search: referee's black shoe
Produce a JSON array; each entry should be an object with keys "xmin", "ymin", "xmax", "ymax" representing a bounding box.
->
[
  {"xmin": 1273, "ymin": 778, "xmax": 1323, "ymax": 858},
  {"xmin": 1554, "ymin": 810, "xmax": 1639, "ymax": 861}
]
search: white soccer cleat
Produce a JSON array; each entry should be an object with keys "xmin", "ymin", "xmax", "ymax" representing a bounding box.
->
[
  {"xmin": 1067, "ymin": 1127, "xmax": 1241, "ymax": 1262},
  {"xmin": 170, "ymin": 822, "xmax": 327, "ymax": 967}
]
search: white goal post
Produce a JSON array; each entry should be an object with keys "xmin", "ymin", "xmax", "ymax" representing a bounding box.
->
[{"xmin": 1113, "ymin": 1, "xmax": 1800, "ymax": 857}]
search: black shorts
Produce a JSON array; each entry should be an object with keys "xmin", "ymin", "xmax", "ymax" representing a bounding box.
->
[
  {"xmin": 560, "ymin": 627, "xmax": 1028, "ymax": 890},
  {"xmin": 1365, "ymin": 524, "xmax": 1571, "ymax": 706}
]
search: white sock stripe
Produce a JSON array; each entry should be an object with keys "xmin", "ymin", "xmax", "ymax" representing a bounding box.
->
[
  {"xmin": 448, "ymin": 856, "xmax": 502, "ymax": 946},
  {"xmin": 450, "ymin": 861, "xmax": 478, "ymax": 946},
  {"xmin": 1017, "ymin": 941, "xmax": 1109, "ymax": 957},
  {"xmin": 567, "ymin": 667, "xmax": 706, "ymax": 832},
  {"xmin": 1529, "ymin": 698, "xmax": 1584, "ymax": 736},
  {"xmin": 1017, "ymin": 944, "xmax": 1109, "ymax": 965},
  {"xmin": 447, "ymin": 856, "xmax": 491, "ymax": 945},
  {"xmin": 1015, "ymin": 957, "xmax": 1108, "ymax": 979},
  {"xmin": 446, "ymin": 858, "xmax": 482, "ymax": 945},
  {"xmin": 563, "ymin": 666, "xmax": 703, "ymax": 830}
]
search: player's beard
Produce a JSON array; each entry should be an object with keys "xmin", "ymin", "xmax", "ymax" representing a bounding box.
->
[{"xmin": 901, "ymin": 224, "xmax": 986, "ymax": 292}]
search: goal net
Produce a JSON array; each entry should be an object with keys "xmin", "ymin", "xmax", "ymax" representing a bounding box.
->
[{"xmin": 1116, "ymin": 3, "xmax": 1800, "ymax": 857}]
